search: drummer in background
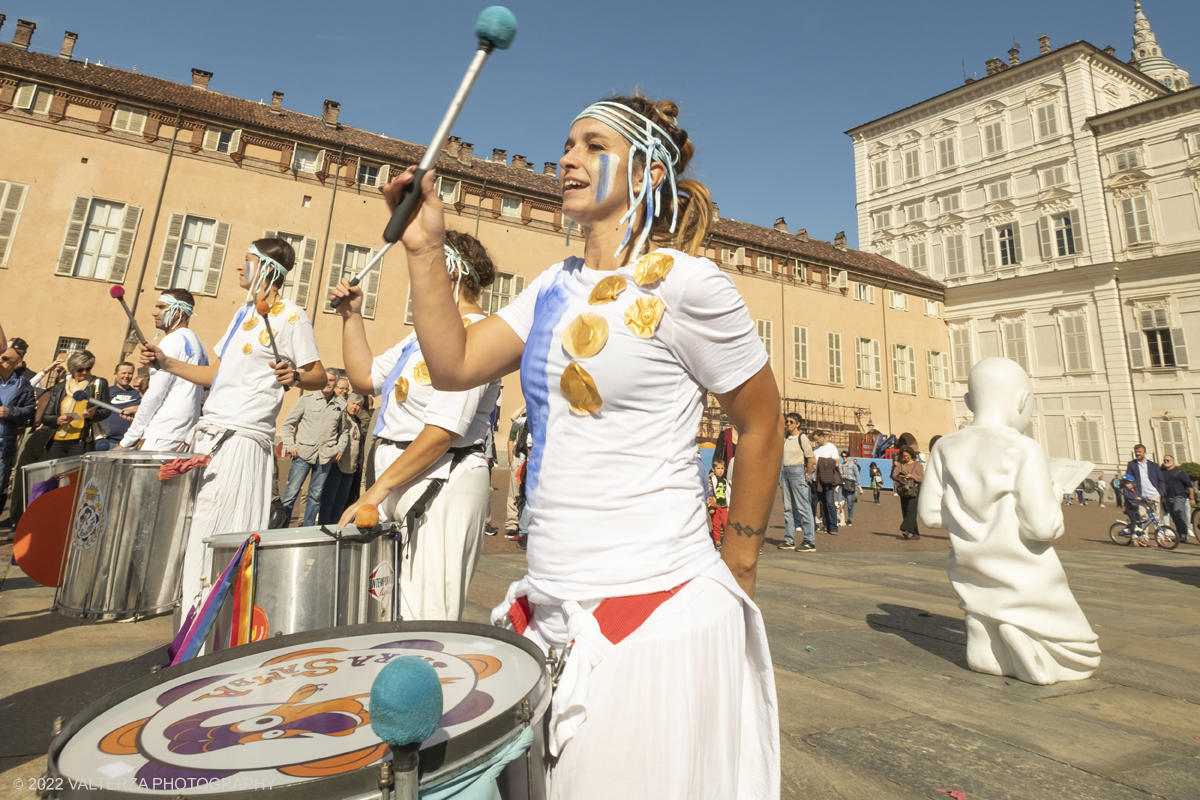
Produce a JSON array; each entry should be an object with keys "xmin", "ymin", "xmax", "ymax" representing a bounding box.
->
[
  {"xmin": 120, "ymin": 289, "xmax": 207, "ymax": 452},
  {"xmin": 332, "ymin": 230, "xmax": 500, "ymax": 622},
  {"xmin": 140, "ymin": 238, "xmax": 326, "ymax": 620},
  {"xmin": 384, "ymin": 94, "xmax": 782, "ymax": 797}
]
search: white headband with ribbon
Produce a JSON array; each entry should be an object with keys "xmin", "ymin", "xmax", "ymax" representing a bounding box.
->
[
  {"xmin": 157, "ymin": 294, "xmax": 194, "ymax": 331},
  {"xmin": 445, "ymin": 243, "xmax": 479, "ymax": 303},
  {"xmin": 246, "ymin": 244, "xmax": 288, "ymax": 302}
]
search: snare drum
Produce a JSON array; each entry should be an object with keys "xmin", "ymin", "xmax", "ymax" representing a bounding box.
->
[
  {"xmin": 47, "ymin": 622, "xmax": 550, "ymax": 799},
  {"xmin": 203, "ymin": 526, "xmax": 382, "ymax": 650},
  {"xmin": 55, "ymin": 452, "xmax": 200, "ymax": 621}
]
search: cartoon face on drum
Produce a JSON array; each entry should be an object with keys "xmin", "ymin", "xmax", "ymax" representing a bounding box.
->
[{"xmin": 82, "ymin": 639, "xmax": 505, "ymax": 791}]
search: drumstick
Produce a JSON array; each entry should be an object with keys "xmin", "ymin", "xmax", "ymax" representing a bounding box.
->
[
  {"xmin": 370, "ymin": 657, "xmax": 444, "ymax": 800},
  {"xmin": 109, "ymin": 286, "xmax": 148, "ymax": 346},
  {"xmin": 330, "ymin": 6, "xmax": 517, "ymax": 309},
  {"xmin": 254, "ymin": 301, "xmax": 285, "ymax": 364},
  {"xmin": 73, "ymin": 390, "xmax": 125, "ymax": 416}
]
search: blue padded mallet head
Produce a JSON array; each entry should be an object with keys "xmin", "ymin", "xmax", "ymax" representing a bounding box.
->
[
  {"xmin": 475, "ymin": 6, "xmax": 517, "ymax": 50},
  {"xmin": 370, "ymin": 656, "xmax": 444, "ymax": 750}
]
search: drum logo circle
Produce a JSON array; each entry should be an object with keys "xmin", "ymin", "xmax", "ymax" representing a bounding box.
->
[
  {"xmin": 73, "ymin": 478, "xmax": 105, "ymax": 551},
  {"xmin": 369, "ymin": 562, "xmax": 393, "ymax": 605}
]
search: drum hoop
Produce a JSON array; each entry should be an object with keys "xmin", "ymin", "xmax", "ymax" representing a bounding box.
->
[{"xmin": 47, "ymin": 620, "xmax": 549, "ymax": 799}]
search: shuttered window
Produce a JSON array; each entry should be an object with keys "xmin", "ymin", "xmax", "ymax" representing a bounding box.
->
[
  {"xmin": 983, "ymin": 121, "xmax": 1005, "ymax": 155},
  {"xmin": 950, "ymin": 327, "xmax": 972, "ymax": 381},
  {"xmin": 944, "ymin": 234, "xmax": 967, "ymax": 277},
  {"xmin": 938, "ymin": 138, "xmax": 956, "ymax": 169},
  {"xmin": 792, "ymin": 326, "xmax": 808, "ymax": 380},
  {"xmin": 1157, "ymin": 418, "xmax": 1191, "ymax": 463},
  {"xmin": 293, "ymin": 147, "xmax": 323, "ymax": 173},
  {"xmin": 827, "ymin": 332, "xmax": 842, "ymax": 384},
  {"xmin": 112, "ymin": 104, "xmax": 147, "ymax": 135},
  {"xmin": 1121, "ymin": 196, "xmax": 1153, "ymax": 245},
  {"xmin": 1038, "ymin": 211, "xmax": 1084, "ymax": 259},
  {"xmin": 14, "ymin": 82, "xmax": 53, "ymax": 114},
  {"xmin": 1061, "ymin": 315, "xmax": 1092, "ymax": 372},
  {"xmin": 264, "ymin": 229, "xmax": 318, "ymax": 308},
  {"xmin": 359, "ymin": 163, "xmax": 381, "ymax": 187},
  {"xmin": 853, "ymin": 282, "xmax": 875, "ymax": 303},
  {"xmin": 927, "ymin": 351, "xmax": 951, "ymax": 399},
  {"xmin": 1076, "ymin": 419, "xmax": 1104, "ymax": 464},
  {"xmin": 202, "ymin": 127, "xmax": 233, "ymax": 153},
  {"xmin": 324, "ymin": 243, "xmax": 381, "ymax": 319},
  {"xmin": 904, "ymin": 149, "xmax": 920, "ymax": 180},
  {"xmin": 892, "ymin": 344, "xmax": 917, "ymax": 394},
  {"xmin": 855, "ymin": 338, "xmax": 881, "ymax": 390},
  {"xmin": 872, "ymin": 160, "xmax": 888, "ymax": 189},
  {"xmin": 481, "ymin": 272, "xmax": 526, "ymax": 315},
  {"xmin": 56, "ymin": 195, "xmax": 142, "ymax": 284},
  {"xmin": 1036, "ymin": 104, "xmax": 1059, "ymax": 138},
  {"xmin": 153, "ymin": 212, "xmax": 229, "ymax": 296},
  {"xmin": 1133, "ymin": 308, "xmax": 1188, "ymax": 369},
  {"xmin": 1001, "ymin": 319, "xmax": 1030, "ymax": 371},
  {"xmin": 889, "ymin": 291, "xmax": 909, "ymax": 311},
  {"xmin": 756, "ymin": 319, "xmax": 773, "ymax": 362},
  {"xmin": 0, "ymin": 180, "xmax": 29, "ymax": 267}
]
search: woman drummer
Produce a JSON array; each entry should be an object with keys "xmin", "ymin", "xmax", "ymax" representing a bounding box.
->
[
  {"xmin": 384, "ymin": 94, "xmax": 782, "ymax": 797},
  {"xmin": 331, "ymin": 230, "xmax": 500, "ymax": 622},
  {"xmin": 140, "ymin": 238, "xmax": 328, "ymax": 618}
]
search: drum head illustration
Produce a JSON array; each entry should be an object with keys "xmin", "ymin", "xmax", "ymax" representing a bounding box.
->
[{"xmin": 56, "ymin": 628, "xmax": 544, "ymax": 794}]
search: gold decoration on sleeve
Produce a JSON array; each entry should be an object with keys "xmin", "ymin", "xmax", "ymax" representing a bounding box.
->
[
  {"xmin": 394, "ymin": 376, "xmax": 410, "ymax": 403},
  {"xmin": 241, "ymin": 317, "xmax": 259, "ymax": 332},
  {"xmin": 633, "ymin": 252, "xmax": 674, "ymax": 286},
  {"xmin": 288, "ymin": 312, "xmax": 299, "ymax": 324},
  {"xmin": 412, "ymin": 361, "xmax": 431, "ymax": 386},
  {"xmin": 258, "ymin": 329, "xmax": 272, "ymax": 347},
  {"xmin": 560, "ymin": 362, "xmax": 603, "ymax": 415},
  {"xmin": 462, "ymin": 317, "xmax": 473, "ymax": 327},
  {"xmin": 624, "ymin": 296, "xmax": 665, "ymax": 338},
  {"xmin": 588, "ymin": 275, "xmax": 628, "ymax": 305},
  {"xmin": 562, "ymin": 313, "xmax": 609, "ymax": 359},
  {"xmin": 269, "ymin": 301, "xmax": 286, "ymax": 317},
  {"xmin": 241, "ymin": 343, "xmax": 253, "ymax": 355}
]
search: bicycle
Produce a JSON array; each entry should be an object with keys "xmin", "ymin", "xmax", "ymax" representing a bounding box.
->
[{"xmin": 1109, "ymin": 504, "xmax": 1178, "ymax": 549}]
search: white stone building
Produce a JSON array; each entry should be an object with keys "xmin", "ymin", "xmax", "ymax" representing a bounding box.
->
[{"xmin": 846, "ymin": 4, "xmax": 1200, "ymax": 472}]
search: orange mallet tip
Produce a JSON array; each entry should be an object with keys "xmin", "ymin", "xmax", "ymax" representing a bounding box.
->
[
  {"xmin": 255, "ymin": 300, "xmax": 271, "ymax": 315},
  {"xmin": 355, "ymin": 505, "xmax": 379, "ymax": 529}
]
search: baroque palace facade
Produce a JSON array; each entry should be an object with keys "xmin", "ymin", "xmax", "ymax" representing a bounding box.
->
[
  {"xmin": 0, "ymin": 16, "xmax": 951, "ymax": 450},
  {"xmin": 847, "ymin": 2, "xmax": 1199, "ymax": 474}
]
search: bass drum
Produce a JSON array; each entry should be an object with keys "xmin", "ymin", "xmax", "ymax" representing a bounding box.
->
[{"xmin": 47, "ymin": 621, "xmax": 550, "ymax": 799}]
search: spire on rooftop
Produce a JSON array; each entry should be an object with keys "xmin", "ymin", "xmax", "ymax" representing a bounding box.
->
[{"xmin": 1131, "ymin": 1, "xmax": 1190, "ymax": 91}]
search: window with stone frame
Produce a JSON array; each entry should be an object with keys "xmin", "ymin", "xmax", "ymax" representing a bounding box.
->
[
  {"xmin": 1114, "ymin": 149, "xmax": 1142, "ymax": 172},
  {"xmin": 1035, "ymin": 104, "xmax": 1060, "ymax": 138},
  {"xmin": 872, "ymin": 159, "xmax": 889, "ymax": 190},
  {"xmin": 1000, "ymin": 318, "xmax": 1030, "ymax": 371},
  {"xmin": 14, "ymin": 82, "xmax": 54, "ymax": 115},
  {"xmin": 908, "ymin": 243, "xmax": 928, "ymax": 273},
  {"xmin": 939, "ymin": 193, "xmax": 961, "ymax": 213},
  {"xmin": 904, "ymin": 149, "xmax": 921, "ymax": 180},
  {"xmin": 1040, "ymin": 164, "xmax": 1069, "ymax": 188},
  {"xmin": 1075, "ymin": 418, "xmax": 1104, "ymax": 464},
  {"xmin": 1128, "ymin": 307, "xmax": 1189, "ymax": 370},
  {"xmin": 872, "ymin": 210, "xmax": 892, "ymax": 231},
  {"xmin": 1157, "ymin": 417, "xmax": 1191, "ymax": 463},
  {"xmin": 293, "ymin": 146, "xmax": 321, "ymax": 173},
  {"xmin": 983, "ymin": 121, "xmax": 1005, "ymax": 155},
  {"xmin": 359, "ymin": 162, "xmax": 381, "ymax": 187},
  {"xmin": 1121, "ymin": 195, "xmax": 1153, "ymax": 246},
  {"xmin": 112, "ymin": 104, "xmax": 147, "ymax": 135},
  {"xmin": 202, "ymin": 127, "xmax": 233, "ymax": 154},
  {"xmin": 943, "ymin": 233, "xmax": 967, "ymax": 277},
  {"xmin": 1059, "ymin": 313, "xmax": 1092, "ymax": 372},
  {"xmin": 950, "ymin": 326, "xmax": 972, "ymax": 381},
  {"xmin": 938, "ymin": 138, "xmax": 956, "ymax": 170},
  {"xmin": 981, "ymin": 224, "xmax": 1021, "ymax": 268}
]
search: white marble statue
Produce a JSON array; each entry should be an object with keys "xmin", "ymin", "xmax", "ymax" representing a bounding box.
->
[{"xmin": 918, "ymin": 357, "xmax": 1100, "ymax": 684}]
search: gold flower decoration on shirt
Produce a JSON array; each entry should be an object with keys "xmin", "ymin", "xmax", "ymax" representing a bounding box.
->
[
  {"xmin": 258, "ymin": 329, "xmax": 272, "ymax": 347},
  {"xmin": 462, "ymin": 317, "xmax": 473, "ymax": 328},
  {"xmin": 633, "ymin": 252, "xmax": 674, "ymax": 286},
  {"xmin": 269, "ymin": 301, "xmax": 286, "ymax": 317},
  {"xmin": 412, "ymin": 361, "xmax": 431, "ymax": 386},
  {"xmin": 242, "ymin": 343, "xmax": 253, "ymax": 355},
  {"xmin": 562, "ymin": 313, "xmax": 609, "ymax": 359},
  {"xmin": 241, "ymin": 317, "xmax": 259, "ymax": 332},
  {"xmin": 288, "ymin": 312, "xmax": 300, "ymax": 325},
  {"xmin": 394, "ymin": 376, "xmax": 410, "ymax": 403},
  {"xmin": 624, "ymin": 296, "xmax": 665, "ymax": 338},
  {"xmin": 560, "ymin": 362, "xmax": 602, "ymax": 415},
  {"xmin": 589, "ymin": 276, "xmax": 628, "ymax": 305}
]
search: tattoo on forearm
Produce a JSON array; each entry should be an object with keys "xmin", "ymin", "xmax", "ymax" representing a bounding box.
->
[{"xmin": 729, "ymin": 521, "xmax": 766, "ymax": 538}]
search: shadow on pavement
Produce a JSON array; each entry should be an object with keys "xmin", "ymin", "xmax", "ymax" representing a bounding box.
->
[
  {"xmin": 0, "ymin": 647, "xmax": 166, "ymax": 761},
  {"xmin": 866, "ymin": 603, "xmax": 969, "ymax": 668},
  {"xmin": 1125, "ymin": 562, "xmax": 1200, "ymax": 588},
  {"xmin": 0, "ymin": 610, "xmax": 77, "ymax": 649}
]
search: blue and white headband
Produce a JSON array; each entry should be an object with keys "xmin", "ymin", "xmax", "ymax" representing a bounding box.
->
[
  {"xmin": 444, "ymin": 242, "xmax": 479, "ymax": 302},
  {"xmin": 246, "ymin": 243, "xmax": 288, "ymax": 301},
  {"xmin": 157, "ymin": 294, "xmax": 194, "ymax": 331},
  {"xmin": 573, "ymin": 101, "xmax": 682, "ymax": 259}
]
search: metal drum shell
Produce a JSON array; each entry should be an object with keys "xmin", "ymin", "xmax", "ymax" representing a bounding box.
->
[
  {"xmin": 204, "ymin": 526, "xmax": 378, "ymax": 649},
  {"xmin": 55, "ymin": 452, "xmax": 199, "ymax": 621},
  {"xmin": 44, "ymin": 621, "xmax": 551, "ymax": 800},
  {"xmin": 21, "ymin": 454, "xmax": 83, "ymax": 505}
]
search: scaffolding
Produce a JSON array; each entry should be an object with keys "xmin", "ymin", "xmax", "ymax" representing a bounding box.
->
[{"xmin": 698, "ymin": 394, "xmax": 874, "ymax": 451}]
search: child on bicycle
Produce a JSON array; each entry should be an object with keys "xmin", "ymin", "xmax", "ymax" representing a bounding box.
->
[{"xmin": 1120, "ymin": 474, "xmax": 1148, "ymax": 545}]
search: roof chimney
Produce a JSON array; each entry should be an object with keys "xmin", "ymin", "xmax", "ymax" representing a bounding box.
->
[
  {"xmin": 1128, "ymin": 57, "xmax": 1141, "ymax": 71},
  {"xmin": 190, "ymin": 68, "xmax": 212, "ymax": 90},
  {"xmin": 322, "ymin": 99, "xmax": 340, "ymax": 127},
  {"xmin": 1038, "ymin": 35, "xmax": 1051, "ymax": 55},
  {"xmin": 796, "ymin": 228, "xmax": 808, "ymax": 242},
  {"xmin": 985, "ymin": 57, "xmax": 1002, "ymax": 76},
  {"xmin": 1103, "ymin": 45, "xmax": 1116, "ymax": 57},
  {"xmin": 543, "ymin": 162, "xmax": 557, "ymax": 176},
  {"xmin": 774, "ymin": 217, "xmax": 788, "ymax": 232},
  {"xmin": 270, "ymin": 91, "xmax": 284, "ymax": 112},
  {"xmin": 1008, "ymin": 45, "xmax": 1020, "ymax": 67},
  {"xmin": 491, "ymin": 148, "xmax": 507, "ymax": 165},
  {"xmin": 964, "ymin": 77, "xmax": 976, "ymax": 85},
  {"xmin": 12, "ymin": 18, "xmax": 35, "ymax": 51},
  {"xmin": 458, "ymin": 142, "xmax": 474, "ymax": 166},
  {"xmin": 60, "ymin": 31, "xmax": 77, "ymax": 60},
  {"xmin": 0, "ymin": 16, "xmax": 6, "ymax": 39},
  {"xmin": 712, "ymin": 203, "xmax": 719, "ymax": 221},
  {"xmin": 834, "ymin": 231, "xmax": 847, "ymax": 251},
  {"xmin": 445, "ymin": 136, "xmax": 461, "ymax": 159},
  {"xmin": 512, "ymin": 154, "xmax": 532, "ymax": 171}
]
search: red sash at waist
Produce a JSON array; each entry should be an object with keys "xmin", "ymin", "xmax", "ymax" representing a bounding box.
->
[{"xmin": 507, "ymin": 582, "xmax": 688, "ymax": 646}]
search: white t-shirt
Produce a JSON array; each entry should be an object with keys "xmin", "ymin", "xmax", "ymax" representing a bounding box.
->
[
  {"xmin": 813, "ymin": 442, "xmax": 840, "ymax": 461},
  {"xmin": 496, "ymin": 249, "xmax": 767, "ymax": 600},
  {"xmin": 202, "ymin": 299, "xmax": 320, "ymax": 436},
  {"xmin": 370, "ymin": 312, "xmax": 501, "ymax": 459},
  {"xmin": 121, "ymin": 328, "xmax": 208, "ymax": 448}
]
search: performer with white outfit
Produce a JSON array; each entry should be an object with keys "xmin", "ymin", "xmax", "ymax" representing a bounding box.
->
[
  {"xmin": 384, "ymin": 94, "xmax": 783, "ymax": 798},
  {"xmin": 333, "ymin": 230, "xmax": 501, "ymax": 622},
  {"xmin": 140, "ymin": 239, "xmax": 326, "ymax": 617},
  {"xmin": 120, "ymin": 289, "xmax": 207, "ymax": 451}
]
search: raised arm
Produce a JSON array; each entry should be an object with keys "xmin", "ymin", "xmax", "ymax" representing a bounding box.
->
[
  {"xmin": 714, "ymin": 365, "xmax": 785, "ymax": 599},
  {"xmin": 383, "ymin": 168, "xmax": 524, "ymax": 391},
  {"xmin": 329, "ymin": 279, "xmax": 376, "ymax": 395}
]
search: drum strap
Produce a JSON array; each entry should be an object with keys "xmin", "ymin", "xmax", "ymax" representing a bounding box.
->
[{"xmin": 506, "ymin": 582, "xmax": 688, "ymax": 646}]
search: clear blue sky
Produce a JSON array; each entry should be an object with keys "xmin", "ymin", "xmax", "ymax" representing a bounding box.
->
[{"xmin": 13, "ymin": 1, "xmax": 1199, "ymax": 248}]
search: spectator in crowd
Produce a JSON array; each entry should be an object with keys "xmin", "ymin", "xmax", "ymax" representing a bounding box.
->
[
  {"xmin": 894, "ymin": 445, "xmax": 924, "ymax": 540},
  {"xmin": 1119, "ymin": 475, "xmax": 1147, "ymax": 545},
  {"xmin": 319, "ymin": 393, "xmax": 364, "ymax": 526},
  {"xmin": 347, "ymin": 393, "xmax": 372, "ymax": 506},
  {"xmin": 280, "ymin": 368, "xmax": 349, "ymax": 526},
  {"xmin": 777, "ymin": 412, "xmax": 815, "ymax": 551},
  {"xmin": 708, "ymin": 459, "xmax": 730, "ymax": 548},
  {"xmin": 334, "ymin": 375, "xmax": 350, "ymax": 399},
  {"xmin": 840, "ymin": 450, "xmax": 859, "ymax": 527},
  {"xmin": 0, "ymin": 343, "xmax": 36, "ymax": 526},
  {"xmin": 1074, "ymin": 482, "xmax": 1088, "ymax": 506},
  {"xmin": 120, "ymin": 290, "xmax": 207, "ymax": 452},
  {"xmin": 7, "ymin": 338, "xmax": 35, "ymax": 383},
  {"xmin": 1095, "ymin": 473, "xmax": 1108, "ymax": 508},
  {"xmin": 1126, "ymin": 444, "xmax": 1165, "ymax": 520},
  {"xmin": 39, "ymin": 350, "xmax": 110, "ymax": 460},
  {"xmin": 1161, "ymin": 455, "xmax": 1195, "ymax": 543},
  {"xmin": 811, "ymin": 429, "xmax": 841, "ymax": 536},
  {"xmin": 94, "ymin": 363, "xmax": 141, "ymax": 452},
  {"xmin": 29, "ymin": 353, "xmax": 67, "ymax": 399},
  {"xmin": 8, "ymin": 355, "xmax": 66, "ymax": 528},
  {"xmin": 870, "ymin": 462, "xmax": 883, "ymax": 503},
  {"xmin": 505, "ymin": 406, "xmax": 528, "ymax": 538}
]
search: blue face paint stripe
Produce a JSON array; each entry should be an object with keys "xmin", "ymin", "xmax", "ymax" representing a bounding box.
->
[
  {"xmin": 374, "ymin": 337, "xmax": 422, "ymax": 437},
  {"xmin": 596, "ymin": 154, "xmax": 611, "ymax": 203},
  {"xmin": 520, "ymin": 275, "xmax": 572, "ymax": 503}
]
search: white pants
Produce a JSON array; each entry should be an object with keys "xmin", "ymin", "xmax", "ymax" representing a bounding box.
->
[
  {"xmin": 375, "ymin": 443, "xmax": 489, "ymax": 621},
  {"xmin": 178, "ymin": 428, "xmax": 272, "ymax": 621}
]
